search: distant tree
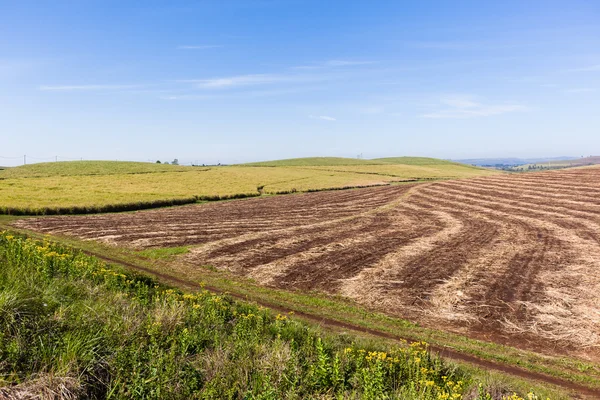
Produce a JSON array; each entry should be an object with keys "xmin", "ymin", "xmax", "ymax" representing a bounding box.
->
[
  {"xmin": 172, "ymin": 159, "xmax": 179, "ymax": 165},
  {"xmin": 156, "ymin": 160, "xmax": 161, "ymax": 164},
  {"xmin": 164, "ymin": 161, "xmax": 169, "ymax": 165}
]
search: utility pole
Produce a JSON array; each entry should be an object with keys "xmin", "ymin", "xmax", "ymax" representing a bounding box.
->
[
  {"xmin": 56, "ymin": 156, "xmax": 58, "ymax": 162},
  {"xmin": 24, "ymin": 155, "xmax": 26, "ymax": 165}
]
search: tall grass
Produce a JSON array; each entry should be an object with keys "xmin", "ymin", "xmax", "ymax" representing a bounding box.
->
[{"xmin": 0, "ymin": 232, "xmax": 545, "ymax": 399}]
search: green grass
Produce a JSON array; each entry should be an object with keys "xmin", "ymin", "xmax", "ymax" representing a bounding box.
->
[
  {"xmin": 372, "ymin": 157, "xmax": 460, "ymax": 166},
  {"xmin": 0, "ymin": 160, "xmax": 498, "ymax": 215},
  {"xmin": 136, "ymin": 246, "xmax": 190, "ymax": 260},
  {"xmin": 299, "ymin": 164, "xmax": 496, "ymax": 182},
  {"xmin": 4, "ymin": 224, "xmax": 590, "ymax": 398},
  {"xmin": 0, "ymin": 160, "xmax": 191, "ymax": 178},
  {"xmin": 240, "ymin": 156, "xmax": 485, "ymax": 167},
  {"xmin": 0, "ymin": 231, "xmax": 559, "ymax": 399},
  {"xmin": 240, "ymin": 157, "xmax": 383, "ymax": 166}
]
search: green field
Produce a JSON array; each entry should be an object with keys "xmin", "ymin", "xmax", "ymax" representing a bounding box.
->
[
  {"xmin": 0, "ymin": 161, "xmax": 190, "ymax": 178},
  {"xmin": 241, "ymin": 157, "xmax": 382, "ymax": 166},
  {"xmin": 0, "ymin": 158, "xmax": 497, "ymax": 215},
  {"xmin": 0, "ymin": 231, "xmax": 561, "ymax": 399}
]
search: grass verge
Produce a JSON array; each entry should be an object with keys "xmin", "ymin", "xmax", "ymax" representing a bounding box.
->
[
  {"xmin": 0, "ymin": 231, "xmax": 558, "ymax": 399},
  {"xmin": 2, "ymin": 223, "xmax": 594, "ymax": 398}
]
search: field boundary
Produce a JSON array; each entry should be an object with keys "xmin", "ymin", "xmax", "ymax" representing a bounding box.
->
[{"xmin": 0, "ymin": 197, "xmax": 199, "ymax": 216}]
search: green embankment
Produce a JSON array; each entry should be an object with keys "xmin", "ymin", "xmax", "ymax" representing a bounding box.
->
[{"xmin": 0, "ymin": 231, "xmax": 556, "ymax": 399}]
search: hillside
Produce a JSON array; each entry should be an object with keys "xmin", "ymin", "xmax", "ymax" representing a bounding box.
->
[
  {"xmin": 241, "ymin": 157, "xmax": 382, "ymax": 166},
  {"xmin": 372, "ymin": 157, "xmax": 459, "ymax": 166},
  {"xmin": 0, "ymin": 160, "xmax": 190, "ymax": 178},
  {"xmin": 512, "ymin": 156, "xmax": 600, "ymax": 171},
  {"xmin": 242, "ymin": 156, "xmax": 482, "ymax": 168},
  {"xmin": 0, "ymin": 159, "xmax": 498, "ymax": 215},
  {"xmin": 457, "ymin": 157, "xmax": 576, "ymax": 167},
  {"xmin": 536, "ymin": 155, "xmax": 600, "ymax": 167}
]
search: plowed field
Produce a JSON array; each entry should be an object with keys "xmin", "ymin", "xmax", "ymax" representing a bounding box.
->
[{"xmin": 16, "ymin": 166, "xmax": 600, "ymax": 356}]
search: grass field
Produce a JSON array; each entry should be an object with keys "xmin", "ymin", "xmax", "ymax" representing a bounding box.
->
[
  {"xmin": 0, "ymin": 160, "xmax": 191, "ymax": 178},
  {"xmin": 0, "ymin": 159, "xmax": 496, "ymax": 215},
  {"xmin": 0, "ymin": 231, "xmax": 564, "ymax": 399},
  {"xmin": 241, "ymin": 156, "xmax": 468, "ymax": 167}
]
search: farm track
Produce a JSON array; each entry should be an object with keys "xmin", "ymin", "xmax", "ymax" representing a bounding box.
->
[{"xmin": 14, "ymin": 167, "xmax": 600, "ymax": 361}]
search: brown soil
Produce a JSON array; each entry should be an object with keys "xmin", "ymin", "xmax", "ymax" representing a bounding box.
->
[
  {"xmin": 82, "ymin": 250, "xmax": 599, "ymax": 399},
  {"xmin": 14, "ymin": 167, "xmax": 600, "ymax": 361}
]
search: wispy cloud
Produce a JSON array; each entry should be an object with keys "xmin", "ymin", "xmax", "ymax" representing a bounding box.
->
[
  {"xmin": 180, "ymin": 74, "xmax": 287, "ymax": 88},
  {"xmin": 39, "ymin": 84, "xmax": 143, "ymax": 91},
  {"xmin": 179, "ymin": 73, "xmax": 324, "ymax": 89},
  {"xmin": 404, "ymin": 41, "xmax": 478, "ymax": 50},
  {"xmin": 564, "ymin": 88, "xmax": 596, "ymax": 93},
  {"xmin": 177, "ymin": 45, "xmax": 223, "ymax": 50},
  {"xmin": 161, "ymin": 86, "xmax": 320, "ymax": 100},
  {"xmin": 359, "ymin": 106, "xmax": 384, "ymax": 115},
  {"xmin": 421, "ymin": 95, "xmax": 528, "ymax": 119},
  {"xmin": 567, "ymin": 64, "xmax": 600, "ymax": 72},
  {"xmin": 293, "ymin": 60, "xmax": 375, "ymax": 70},
  {"xmin": 309, "ymin": 115, "xmax": 336, "ymax": 121},
  {"xmin": 325, "ymin": 60, "xmax": 374, "ymax": 67}
]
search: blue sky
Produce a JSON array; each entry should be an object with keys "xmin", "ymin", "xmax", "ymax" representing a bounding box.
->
[{"xmin": 1, "ymin": 0, "xmax": 599, "ymax": 165}]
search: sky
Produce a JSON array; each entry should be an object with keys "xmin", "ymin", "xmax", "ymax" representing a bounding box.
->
[{"xmin": 1, "ymin": 0, "xmax": 600, "ymax": 166}]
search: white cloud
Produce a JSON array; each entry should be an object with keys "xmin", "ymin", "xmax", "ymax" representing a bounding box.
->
[
  {"xmin": 309, "ymin": 115, "xmax": 336, "ymax": 121},
  {"xmin": 564, "ymin": 88, "xmax": 596, "ymax": 93},
  {"xmin": 359, "ymin": 106, "xmax": 384, "ymax": 115},
  {"xmin": 39, "ymin": 84, "xmax": 142, "ymax": 91},
  {"xmin": 421, "ymin": 95, "xmax": 528, "ymax": 119},
  {"xmin": 293, "ymin": 60, "xmax": 375, "ymax": 70},
  {"xmin": 324, "ymin": 60, "xmax": 374, "ymax": 67},
  {"xmin": 567, "ymin": 64, "xmax": 600, "ymax": 72},
  {"xmin": 161, "ymin": 86, "xmax": 319, "ymax": 100},
  {"xmin": 180, "ymin": 74, "xmax": 290, "ymax": 89},
  {"xmin": 441, "ymin": 96, "xmax": 480, "ymax": 109},
  {"xmin": 179, "ymin": 73, "xmax": 324, "ymax": 89},
  {"xmin": 177, "ymin": 45, "xmax": 223, "ymax": 50},
  {"xmin": 404, "ymin": 41, "xmax": 477, "ymax": 50}
]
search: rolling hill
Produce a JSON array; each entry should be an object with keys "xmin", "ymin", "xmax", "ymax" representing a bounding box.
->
[{"xmin": 0, "ymin": 158, "xmax": 498, "ymax": 215}]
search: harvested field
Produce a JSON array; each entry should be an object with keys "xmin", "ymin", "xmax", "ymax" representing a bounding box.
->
[{"xmin": 15, "ymin": 166, "xmax": 600, "ymax": 357}]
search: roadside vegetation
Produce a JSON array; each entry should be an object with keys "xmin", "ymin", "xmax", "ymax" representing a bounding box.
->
[
  {"xmin": 0, "ymin": 159, "xmax": 496, "ymax": 215},
  {"xmin": 0, "ymin": 231, "xmax": 553, "ymax": 399},
  {"xmin": 3, "ymin": 220, "xmax": 590, "ymax": 399}
]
